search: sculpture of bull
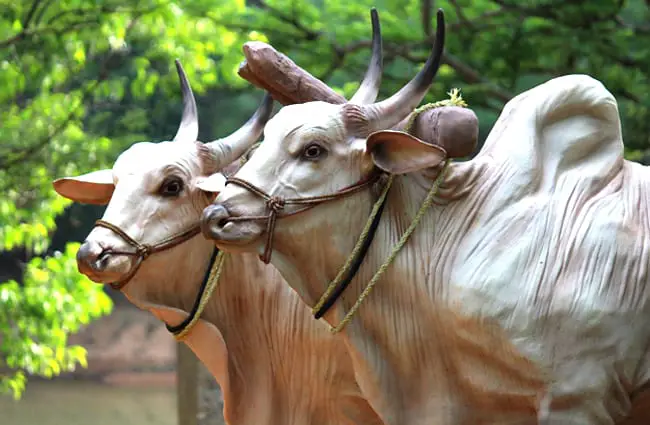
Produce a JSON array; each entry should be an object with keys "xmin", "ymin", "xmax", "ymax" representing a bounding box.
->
[
  {"xmin": 51, "ymin": 10, "xmax": 388, "ymax": 425},
  {"xmin": 200, "ymin": 8, "xmax": 650, "ymax": 425}
]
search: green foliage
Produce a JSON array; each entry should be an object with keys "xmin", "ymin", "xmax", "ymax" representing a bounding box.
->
[
  {"xmin": 1, "ymin": 244, "xmax": 112, "ymax": 399},
  {"xmin": 1, "ymin": 0, "xmax": 649, "ymax": 400},
  {"xmin": 210, "ymin": 0, "xmax": 650, "ymax": 155},
  {"xmin": 0, "ymin": 0, "xmax": 267, "ymax": 399}
]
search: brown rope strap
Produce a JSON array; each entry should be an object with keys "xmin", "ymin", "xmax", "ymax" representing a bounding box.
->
[
  {"xmin": 94, "ymin": 219, "xmax": 201, "ymax": 290},
  {"xmin": 225, "ymin": 172, "xmax": 381, "ymax": 263},
  {"xmin": 93, "ymin": 220, "xmax": 222, "ymax": 339}
]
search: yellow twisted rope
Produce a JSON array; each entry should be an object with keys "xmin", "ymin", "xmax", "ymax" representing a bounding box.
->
[
  {"xmin": 311, "ymin": 175, "xmax": 394, "ymax": 314},
  {"xmin": 317, "ymin": 88, "xmax": 467, "ymax": 334},
  {"xmin": 329, "ymin": 162, "xmax": 449, "ymax": 333},
  {"xmin": 173, "ymin": 250, "xmax": 227, "ymax": 341},
  {"xmin": 403, "ymin": 88, "xmax": 468, "ymax": 134}
]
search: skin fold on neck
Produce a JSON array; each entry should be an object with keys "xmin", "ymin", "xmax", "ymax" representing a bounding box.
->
[{"xmin": 121, "ymin": 234, "xmax": 383, "ymax": 425}]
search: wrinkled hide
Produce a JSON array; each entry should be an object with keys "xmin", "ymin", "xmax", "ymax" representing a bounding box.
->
[
  {"xmin": 210, "ymin": 75, "xmax": 650, "ymax": 425},
  {"xmin": 125, "ymin": 237, "xmax": 383, "ymax": 425}
]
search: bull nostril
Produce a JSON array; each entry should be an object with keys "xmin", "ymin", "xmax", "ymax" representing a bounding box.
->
[
  {"xmin": 76, "ymin": 240, "xmax": 107, "ymax": 273},
  {"xmin": 95, "ymin": 249, "xmax": 110, "ymax": 271},
  {"xmin": 97, "ymin": 249, "xmax": 110, "ymax": 262},
  {"xmin": 200, "ymin": 204, "xmax": 231, "ymax": 238}
]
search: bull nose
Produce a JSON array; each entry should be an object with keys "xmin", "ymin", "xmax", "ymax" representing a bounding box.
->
[
  {"xmin": 201, "ymin": 204, "xmax": 231, "ymax": 240},
  {"xmin": 76, "ymin": 240, "xmax": 107, "ymax": 275}
]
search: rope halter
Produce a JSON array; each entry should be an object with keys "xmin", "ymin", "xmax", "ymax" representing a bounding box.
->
[
  {"xmin": 224, "ymin": 172, "xmax": 382, "ymax": 264},
  {"xmin": 94, "ymin": 219, "xmax": 201, "ymax": 290},
  {"xmin": 93, "ymin": 219, "xmax": 226, "ymax": 341}
]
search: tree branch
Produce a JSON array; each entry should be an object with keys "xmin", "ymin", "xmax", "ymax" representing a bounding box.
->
[
  {"xmin": 258, "ymin": 0, "xmax": 321, "ymax": 41},
  {"xmin": 421, "ymin": 0, "xmax": 432, "ymax": 36},
  {"xmin": 615, "ymin": 15, "xmax": 650, "ymax": 34},
  {"xmin": 0, "ymin": 19, "xmax": 97, "ymax": 49},
  {"xmin": 22, "ymin": 0, "xmax": 43, "ymax": 29},
  {"xmin": 448, "ymin": 0, "xmax": 473, "ymax": 30},
  {"xmin": 207, "ymin": 18, "xmax": 299, "ymax": 40},
  {"xmin": 492, "ymin": 0, "xmax": 624, "ymax": 29},
  {"xmin": 0, "ymin": 4, "xmax": 163, "ymax": 49},
  {"xmin": 44, "ymin": 5, "xmax": 117, "ymax": 25},
  {"xmin": 33, "ymin": 0, "xmax": 55, "ymax": 25},
  {"xmin": 382, "ymin": 31, "xmax": 515, "ymax": 104},
  {"xmin": 444, "ymin": 53, "xmax": 513, "ymax": 103},
  {"xmin": 489, "ymin": 0, "xmax": 564, "ymax": 20},
  {"xmin": 0, "ymin": 15, "xmax": 143, "ymax": 169}
]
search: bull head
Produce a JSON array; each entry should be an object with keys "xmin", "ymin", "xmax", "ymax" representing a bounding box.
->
[
  {"xmin": 200, "ymin": 10, "xmax": 451, "ymax": 252},
  {"xmin": 52, "ymin": 60, "xmax": 272, "ymax": 287}
]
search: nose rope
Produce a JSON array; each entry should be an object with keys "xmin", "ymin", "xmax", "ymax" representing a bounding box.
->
[
  {"xmin": 224, "ymin": 173, "xmax": 382, "ymax": 264},
  {"xmin": 94, "ymin": 219, "xmax": 201, "ymax": 290},
  {"xmin": 92, "ymin": 219, "xmax": 225, "ymax": 340}
]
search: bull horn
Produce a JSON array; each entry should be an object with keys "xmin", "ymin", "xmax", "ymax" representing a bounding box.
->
[
  {"xmin": 172, "ymin": 59, "xmax": 199, "ymax": 143},
  {"xmin": 348, "ymin": 8, "xmax": 383, "ymax": 105},
  {"xmin": 206, "ymin": 93, "xmax": 274, "ymax": 169},
  {"xmin": 345, "ymin": 9, "xmax": 445, "ymax": 137}
]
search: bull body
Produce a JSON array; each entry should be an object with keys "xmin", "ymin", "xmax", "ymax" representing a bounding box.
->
[{"xmin": 204, "ymin": 73, "xmax": 650, "ymax": 424}]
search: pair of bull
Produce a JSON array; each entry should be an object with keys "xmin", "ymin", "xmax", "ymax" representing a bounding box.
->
[{"xmin": 53, "ymin": 7, "xmax": 650, "ymax": 425}]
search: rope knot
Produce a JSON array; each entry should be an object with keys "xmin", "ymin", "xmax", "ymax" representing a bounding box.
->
[
  {"xmin": 266, "ymin": 196, "xmax": 285, "ymax": 212},
  {"xmin": 137, "ymin": 244, "xmax": 152, "ymax": 259}
]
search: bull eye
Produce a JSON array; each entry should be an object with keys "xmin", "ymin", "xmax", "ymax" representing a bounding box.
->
[
  {"xmin": 302, "ymin": 143, "xmax": 326, "ymax": 161},
  {"xmin": 159, "ymin": 177, "xmax": 184, "ymax": 197}
]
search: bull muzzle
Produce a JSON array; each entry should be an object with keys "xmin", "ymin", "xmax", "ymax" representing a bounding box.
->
[
  {"xmin": 76, "ymin": 240, "xmax": 109, "ymax": 278},
  {"xmin": 201, "ymin": 204, "xmax": 231, "ymax": 240},
  {"xmin": 200, "ymin": 202, "xmax": 264, "ymax": 247}
]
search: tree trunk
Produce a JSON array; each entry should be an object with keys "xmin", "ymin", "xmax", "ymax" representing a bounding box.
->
[{"xmin": 176, "ymin": 343, "xmax": 199, "ymax": 425}]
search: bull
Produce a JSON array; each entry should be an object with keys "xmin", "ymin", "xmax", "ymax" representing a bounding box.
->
[
  {"xmin": 51, "ymin": 10, "xmax": 388, "ymax": 425},
  {"xmin": 200, "ymin": 8, "xmax": 650, "ymax": 425}
]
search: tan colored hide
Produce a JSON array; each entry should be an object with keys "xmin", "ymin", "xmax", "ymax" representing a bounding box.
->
[
  {"xmin": 348, "ymin": 75, "xmax": 650, "ymax": 424},
  {"xmin": 125, "ymin": 247, "xmax": 384, "ymax": 425},
  {"xmin": 211, "ymin": 74, "xmax": 650, "ymax": 425}
]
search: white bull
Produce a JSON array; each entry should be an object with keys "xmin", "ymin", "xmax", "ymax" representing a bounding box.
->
[
  {"xmin": 200, "ymin": 10, "xmax": 650, "ymax": 425},
  {"xmin": 51, "ymin": 19, "xmax": 388, "ymax": 423}
]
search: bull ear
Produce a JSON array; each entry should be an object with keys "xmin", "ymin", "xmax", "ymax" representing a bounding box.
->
[
  {"xmin": 366, "ymin": 130, "xmax": 447, "ymax": 174},
  {"xmin": 196, "ymin": 172, "xmax": 226, "ymax": 194},
  {"xmin": 52, "ymin": 169, "xmax": 115, "ymax": 205}
]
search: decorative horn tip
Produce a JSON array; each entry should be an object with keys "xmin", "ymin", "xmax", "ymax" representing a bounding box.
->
[
  {"xmin": 429, "ymin": 8, "xmax": 445, "ymax": 62},
  {"xmin": 370, "ymin": 8, "xmax": 381, "ymax": 39},
  {"xmin": 347, "ymin": 6, "xmax": 383, "ymax": 105},
  {"xmin": 369, "ymin": 7, "xmax": 383, "ymax": 67},
  {"xmin": 370, "ymin": 7, "xmax": 378, "ymax": 22},
  {"xmin": 174, "ymin": 59, "xmax": 185, "ymax": 76},
  {"xmin": 171, "ymin": 57, "xmax": 199, "ymax": 143},
  {"xmin": 436, "ymin": 8, "xmax": 445, "ymax": 29},
  {"xmin": 174, "ymin": 60, "xmax": 190, "ymax": 85}
]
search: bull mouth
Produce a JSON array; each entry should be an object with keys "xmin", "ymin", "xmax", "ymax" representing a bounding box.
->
[
  {"xmin": 200, "ymin": 203, "xmax": 265, "ymax": 249},
  {"xmin": 77, "ymin": 250, "xmax": 135, "ymax": 285}
]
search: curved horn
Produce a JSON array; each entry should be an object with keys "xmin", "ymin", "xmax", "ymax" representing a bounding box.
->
[
  {"xmin": 172, "ymin": 59, "xmax": 199, "ymax": 143},
  {"xmin": 206, "ymin": 93, "xmax": 274, "ymax": 169},
  {"xmin": 348, "ymin": 8, "xmax": 383, "ymax": 105},
  {"xmin": 344, "ymin": 9, "xmax": 445, "ymax": 137}
]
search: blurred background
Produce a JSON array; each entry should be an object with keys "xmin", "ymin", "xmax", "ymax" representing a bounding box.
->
[{"xmin": 1, "ymin": 0, "xmax": 649, "ymax": 424}]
